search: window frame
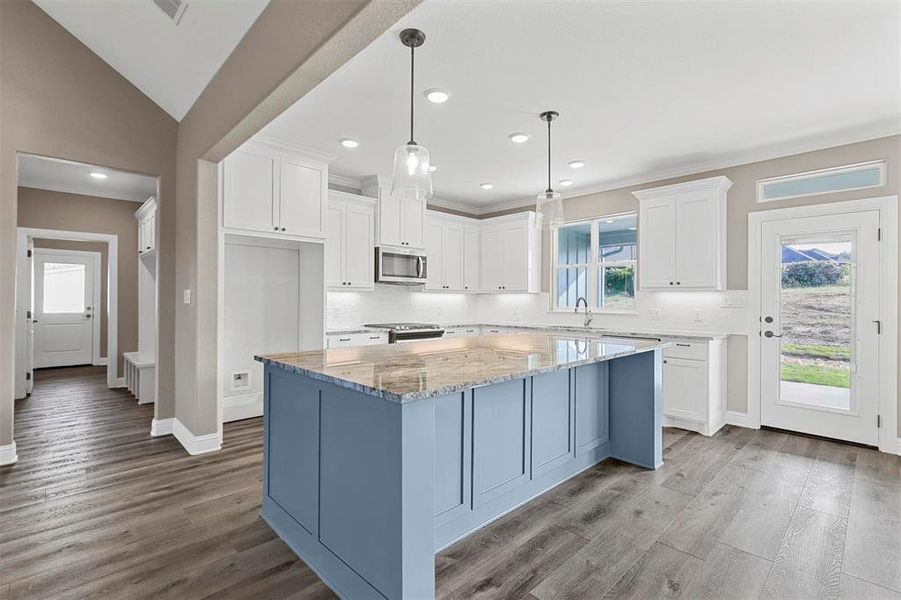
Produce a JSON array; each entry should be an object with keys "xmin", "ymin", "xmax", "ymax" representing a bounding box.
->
[{"xmin": 550, "ymin": 212, "xmax": 639, "ymax": 314}]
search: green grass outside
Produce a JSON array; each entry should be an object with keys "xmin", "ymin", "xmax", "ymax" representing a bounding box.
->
[
  {"xmin": 781, "ymin": 363, "xmax": 850, "ymax": 388},
  {"xmin": 782, "ymin": 343, "xmax": 850, "ymax": 361}
]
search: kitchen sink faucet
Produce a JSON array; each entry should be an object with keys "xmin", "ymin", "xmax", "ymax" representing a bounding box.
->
[{"xmin": 575, "ymin": 296, "xmax": 592, "ymax": 327}]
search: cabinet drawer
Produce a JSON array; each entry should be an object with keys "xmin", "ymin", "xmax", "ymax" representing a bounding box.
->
[
  {"xmin": 327, "ymin": 333, "xmax": 387, "ymax": 348},
  {"xmin": 662, "ymin": 339, "xmax": 707, "ymax": 361}
]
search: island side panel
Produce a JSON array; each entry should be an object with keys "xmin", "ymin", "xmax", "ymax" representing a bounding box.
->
[
  {"xmin": 608, "ymin": 349, "xmax": 663, "ymax": 469},
  {"xmin": 261, "ymin": 365, "xmax": 437, "ymax": 600}
]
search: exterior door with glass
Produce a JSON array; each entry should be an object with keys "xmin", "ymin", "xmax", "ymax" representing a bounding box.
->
[
  {"xmin": 759, "ymin": 211, "xmax": 880, "ymax": 445},
  {"xmin": 33, "ymin": 249, "xmax": 99, "ymax": 368}
]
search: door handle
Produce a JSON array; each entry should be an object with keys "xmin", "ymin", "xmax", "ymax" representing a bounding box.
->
[
  {"xmin": 764, "ymin": 330, "xmax": 782, "ymax": 338},
  {"xmin": 416, "ymin": 256, "xmax": 424, "ymax": 278}
]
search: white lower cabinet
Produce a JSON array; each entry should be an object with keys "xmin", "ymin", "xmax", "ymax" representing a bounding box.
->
[
  {"xmin": 661, "ymin": 337, "xmax": 725, "ymax": 436},
  {"xmin": 326, "ymin": 332, "xmax": 388, "ymax": 348}
]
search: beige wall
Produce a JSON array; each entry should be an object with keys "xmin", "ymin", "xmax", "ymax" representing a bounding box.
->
[
  {"xmin": 19, "ymin": 188, "xmax": 142, "ymax": 374},
  {"xmin": 490, "ymin": 135, "xmax": 901, "ymax": 428},
  {"xmin": 0, "ymin": 0, "xmax": 177, "ymax": 448},
  {"xmin": 32, "ymin": 239, "xmax": 109, "ymax": 359}
]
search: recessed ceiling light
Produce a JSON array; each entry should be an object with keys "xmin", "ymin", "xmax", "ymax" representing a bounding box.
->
[
  {"xmin": 424, "ymin": 88, "xmax": 450, "ymax": 104},
  {"xmin": 480, "ymin": 183, "xmax": 494, "ymax": 190},
  {"xmin": 508, "ymin": 132, "xmax": 529, "ymax": 143},
  {"xmin": 340, "ymin": 138, "xmax": 359, "ymax": 148},
  {"xmin": 629, "ymin": 227, "xmax": 637, "ymax": 230},
  {"xmin": 90, "ymin": 172, "xmax": 108, "ymax": 180},
  {"xmin": 568, "ymin": 160, "xmax": 585, "ymax": 169},
  {"xmin": 558, "ymin": 179, "xmax": 573, "ymax": 187},
  {"xmin": 429, "ymin": 164, "xmax": 437, "ymax": 172}
]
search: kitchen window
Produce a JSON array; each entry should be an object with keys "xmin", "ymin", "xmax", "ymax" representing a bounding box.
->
[{"xmin": 553, "ymin": 213, "xmax": 637, "ymax": 311}]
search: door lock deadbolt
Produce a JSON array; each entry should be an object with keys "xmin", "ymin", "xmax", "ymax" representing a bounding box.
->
[{"xmin": 764, "ymin": 316, "xmax": 774, "ymax": 323}]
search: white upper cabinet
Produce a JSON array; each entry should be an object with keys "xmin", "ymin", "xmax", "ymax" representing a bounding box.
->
[
  {"xmin": 326, "ymin": 191, "xmax": 375, "ymax": 290},
  {"xmin": 633, "ymin": 176, "xmax": 732, "ymax": 291},
  {"xmin": 424, "ymin": 211, "xmax": 468, "ymax": 291},
  {"xmin": 222, "ymin": 138, "xmax": 332, "ymax": 240},
  {"xmin": 362, "ymin": 175, "xmax": 425, "ymax": 249},
  {"xmin": 463, "ymin": 226, "xmax": 479, "ymax": 292},
  {"xmin": 135, "ymin": 197, "xmax": 157, "ymax": 255},
  {"xmin": 479, "ymin": 212, "xmax": 541, "ymax": 293}
]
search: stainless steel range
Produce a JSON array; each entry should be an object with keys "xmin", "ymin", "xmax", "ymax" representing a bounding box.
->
[{"xmin": 363, "ymin": 322, "xmax": 445, "ymax": 344}]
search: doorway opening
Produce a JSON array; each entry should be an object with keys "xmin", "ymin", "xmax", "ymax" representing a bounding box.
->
[
  {"xmin": 748, "ymin": 196, "xmax": 898, "ymax": 453},
  {"xmin": 14, "ymin": 154, "xmax": 160, "ymax": 430}
]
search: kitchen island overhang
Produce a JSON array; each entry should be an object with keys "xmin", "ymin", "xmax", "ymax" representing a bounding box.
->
[{"xmin": 255, "ymin": 333, "xmax": 667, "ymax": 599}]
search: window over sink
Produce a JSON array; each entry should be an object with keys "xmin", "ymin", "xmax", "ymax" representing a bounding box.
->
[{"xmin": 552, "ymin": 213, "xmax": 637, "ymax": 312}]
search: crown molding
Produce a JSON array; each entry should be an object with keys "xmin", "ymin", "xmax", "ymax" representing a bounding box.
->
[
  {"xmin": 17, "ymin": 181, "xmax": 147, "ymax": 203},
  {"xmin": 328, "ymin": 172, "xmax": 363, "ymax": 191},
  {"xmin": 250, "ymin": 134, "xmax": 336, "ymax": 164}
]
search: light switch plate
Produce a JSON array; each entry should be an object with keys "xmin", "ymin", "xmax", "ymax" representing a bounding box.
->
[{"xmin": 183, "ymin": 289, "xmax": 191, "ymax": 304}]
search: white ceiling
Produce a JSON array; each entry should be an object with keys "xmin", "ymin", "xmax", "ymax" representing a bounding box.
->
[
  {"xmin": 33, "ymin": 0, "xmax": 269, "ymax": 120},
  {"xmin": 18, "ymin": 154, "xmax": 158, "ymax": 202},
  {"xmin": 262, "ymin": 0, "xmax": 901, "ymax": 212}
]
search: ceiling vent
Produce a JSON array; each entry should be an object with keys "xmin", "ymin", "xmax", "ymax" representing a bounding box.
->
[{"xmin": 152, "ymin": 0, "xmax": 188, "ymax": 24}]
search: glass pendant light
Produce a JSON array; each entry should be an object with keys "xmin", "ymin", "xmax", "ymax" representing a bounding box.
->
[
  {"xmin": 391, "ymin": 28, "xmax": 433, "ymax": 202},
  {"xmin": 536, "ymin": 110, "xmax": 564, "ymax": 229}
]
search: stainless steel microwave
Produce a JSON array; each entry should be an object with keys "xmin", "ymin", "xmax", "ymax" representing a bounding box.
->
[{"xmin": 375, "ymin": 246, "xmax": 427, "ymax": 285}]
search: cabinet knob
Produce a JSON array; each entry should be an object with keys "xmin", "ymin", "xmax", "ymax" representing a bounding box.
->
[
  {"xmin": 281, "ymin": 227, "xmax": 286, "ymax": 232},
  {"xmin": 669, "ymin": 282, "xmax": 673, "ymax": 285},
  {"xmin": 663, "ymin": 359, "xmax": 668, "ymax": 364},
  {"xmin": 274, "ymin": 227, "xmax": 279, "ymax": 231},
  {"xmin": 676, "ymin": 281, "xmax": 681, "ymax": 285}
]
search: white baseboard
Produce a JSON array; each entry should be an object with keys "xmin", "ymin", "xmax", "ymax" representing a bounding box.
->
[
  {"xmin": 172, "ymin": 418, "xmax": 221, "ymax": 456},
  {"xmin": 110, "ymin": 377, "xmax": 125, "ymax": 388},
  {"xmin": 93, "ymin": 357, "xmax": 109, "ymax": 366},
  {"xmin": 725, "ymin": 410, "xmax": 759, "ymax": 429},
  {"xmin": 0, "ymin": 442, "xmax": 18, "ymax": 466},
  {"xmin": 150, "ymin": 417, "xmax": 174, "ymax": 437},
  {"xmin": 223, "ymin": 392, "xmax": 263, "ymax": 423}
]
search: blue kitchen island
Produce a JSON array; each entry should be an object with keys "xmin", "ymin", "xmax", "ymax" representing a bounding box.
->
[{"xmin": 255, "ymin": 333, "xmax": 666, "ymax": 599}]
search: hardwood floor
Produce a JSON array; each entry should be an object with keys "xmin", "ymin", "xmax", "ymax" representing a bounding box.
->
[{"xmin": 2, "ymin": 366, "xmax": 900, "ymax": 599}]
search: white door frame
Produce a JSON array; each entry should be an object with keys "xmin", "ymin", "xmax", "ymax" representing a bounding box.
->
[
  {"xmin": 748, "ymin": 196, "xmax": 898, "ymax": 454},
  {"xmin": 32, "ymin": 247, "xmax": 102, "ymax": 368},
  {"xmin": 15, "ymin": 227, "xmax": 119, "ymax": 393}
]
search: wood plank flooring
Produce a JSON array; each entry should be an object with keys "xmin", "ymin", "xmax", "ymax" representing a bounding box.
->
[{"xmin": 2, "ymin": 366, "xmax": 900, "ymax": 599}]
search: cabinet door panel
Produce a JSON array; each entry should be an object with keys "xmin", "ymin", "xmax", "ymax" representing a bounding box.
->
[
  {"xmin": 472, "ymin": 379, "xmax": 528, "ymax": 506},
  {"xmin": 434, "ymin": 393, "xmax": 470, "ymax": 523},
  {"xmin": 402, "ymin": 199, "xmax": 425, "ymax": 247},
  {"xmin": 675, "ymin": 195, "xmax": 717, "ymax": 288},
  {"xmin": 326, "ymin": 205, "xmax": 345, "ymax": 288},
  {"xmin": 464, "ymin": 227, "xmax": 479, "ymax": 292},
  {"xmin": 280, "ymin": 157, "xmax": 323, "ymax": 236},
  {"xmin": 223, "ymin": 148, "xmax": 277, "ymax": 233},
  {"xmin": 424, "ymin": 222, "xmax": 444, "ymax": 290},
  {"xmin": 267, "ymin": 368, "xmax": 319, "ymax": 535},
  {"xmin": 480, "ymin": 229, "xmax": 504, "ymax": 290},
  {"xmin": 639, "ymin": 199, "xmax": 676, "ymax": 289},
  {"xmin": 531, "ymin": 370, "xmax": 573, "ymax": 477},
  {"xmin": 662, "ymin": 357, "xmax": 706, "ymax": 421},
  {"xmin": 345, "ymin": 206, "xmax": 374, "ymax": 288},
  {"xmin": 503, "ymin": 224, "xmax": 529, "ymax": 291},
  {"xmin": 444, "ymin": 224, "xmax": 464, "ymax": 291},
  {"xmin": 574, "ymin": 363, "xmax": 609, "ymax": 455},
  {"xmin": 379, "ymin": 192, "xmax": 402, "ymax": 246}
]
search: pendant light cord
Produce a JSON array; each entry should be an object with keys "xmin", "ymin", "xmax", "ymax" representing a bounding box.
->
[
  {"xmin": 408, "ymin": 44, "xmax": 416, "ymax": 145},
  {"xmin": 546, "ymin": 118, "xmax": 553, "ymax": 193}
]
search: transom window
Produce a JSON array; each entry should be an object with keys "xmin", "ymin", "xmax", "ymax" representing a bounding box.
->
[{"xmin": 553, "ymin": 213, "xmax": 637, "ymax": 311}]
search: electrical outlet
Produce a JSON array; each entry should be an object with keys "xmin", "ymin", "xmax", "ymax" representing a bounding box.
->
[
  {"xmin": 649, "ymin": 308, "xmax": 662, "ymax": 321},
  {"xmin": 231, "ymin": 371, "xmax": 250, "ymax": 390},
  {"xmin": 693, "ymin": 309, "xmax": 703, "ymax": 321}
]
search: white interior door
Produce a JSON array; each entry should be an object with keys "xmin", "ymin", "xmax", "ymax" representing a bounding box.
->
[
  {"xmin": 25, "ymin": 239, "xmax": 35, "ymax": 393},
  {"xmin": 33, "ymin": 249, "xmax": 98, "ymax": 368},
  {"xmin": 759, "ymin": 211, "xmax": 880, "ymax": 445}
]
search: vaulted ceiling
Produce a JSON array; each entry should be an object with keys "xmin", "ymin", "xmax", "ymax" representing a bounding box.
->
[{"xmin": 33, "ymin": 0, "xmax": 269, "ymax": 120}]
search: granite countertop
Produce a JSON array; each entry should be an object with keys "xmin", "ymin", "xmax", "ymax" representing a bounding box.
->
[{"xmin": 256, "ymin": 333, "xmax": 668, "ymax": 403}]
